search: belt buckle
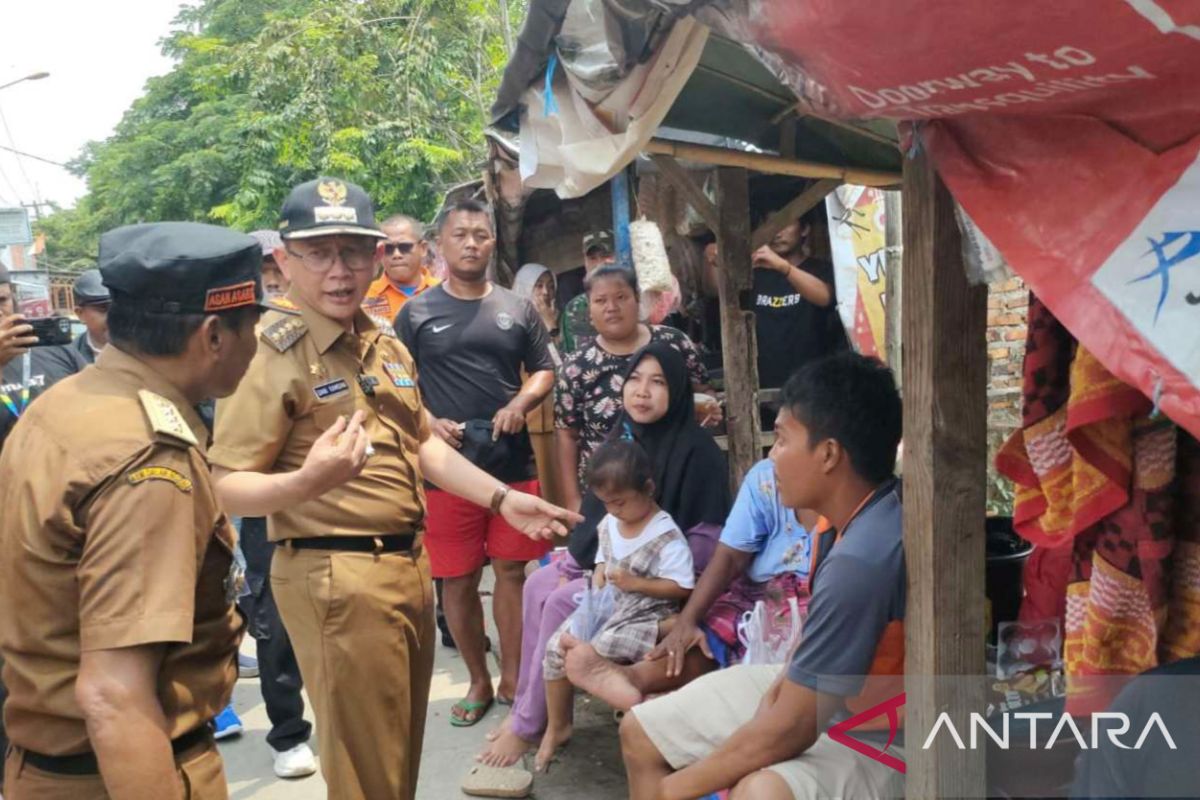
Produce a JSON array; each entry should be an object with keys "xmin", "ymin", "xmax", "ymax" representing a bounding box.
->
[{"xmin": 372, "ymin": 536, "xmax": 385, "ymax": 555}]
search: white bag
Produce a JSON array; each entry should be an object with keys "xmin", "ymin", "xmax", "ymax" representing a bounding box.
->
[{"xmin": 738, "ymin": 596, "xmax": 804, "ymax": 665}]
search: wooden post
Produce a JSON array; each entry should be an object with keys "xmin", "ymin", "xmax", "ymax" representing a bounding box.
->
[
  {"xmin": 884, "ymin": 190, "xmax": 903, "ymax": 387},
  {"xmin": 901, "ymin": 150, "xmax": 987, "ymax": 797},
  {"xmin": 714, "ymin": 167, "xmax": 762, "ymax": 485}
]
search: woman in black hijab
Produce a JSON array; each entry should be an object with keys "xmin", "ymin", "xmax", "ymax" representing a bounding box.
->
[
  {"xmin": 568, "ymin": 341, "xmax": 730, "ymax": 569},
  {"xmin": 479, "ymin": 341, "xmax": 730, "ymax": 768}
]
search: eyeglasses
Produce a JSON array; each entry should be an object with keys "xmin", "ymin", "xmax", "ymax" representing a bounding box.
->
[
  {"xmin": 285, "ymin": 245, "xmax": 376, "ymax": 273},
  {"xmin": 383, "ymin": 242, "xmax": 416, "ymax": 256}
]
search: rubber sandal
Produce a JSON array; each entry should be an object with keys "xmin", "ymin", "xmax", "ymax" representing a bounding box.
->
[
  {"xmin": 461, "ymin": 765, "xmax": 533, "ymax": 798},
  {"xmin": 496, "ymin": 695, "xmax": 514, "ymax": 706},
  {"xmin": 451, "ymin": 697, "xmax": 495, "ymax": 727}
]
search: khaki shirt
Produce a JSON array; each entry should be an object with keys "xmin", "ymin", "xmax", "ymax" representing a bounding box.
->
[
  {"xmin": 0, "ymin": 346, "xmax": 242, "ymax": 756},
  {"xmin": 210, "ymin": 290, "xmax": 431, "ymax": 541}
]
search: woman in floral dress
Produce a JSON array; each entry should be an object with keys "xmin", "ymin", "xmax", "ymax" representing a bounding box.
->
[{"xmin": 554, "ymin": 264, "xmax": 711, "ymax": 512}]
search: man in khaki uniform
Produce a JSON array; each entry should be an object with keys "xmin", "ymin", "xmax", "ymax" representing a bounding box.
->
[
  {"xmin": 210, "ymin": 177, "xmax": 578, "ymax": 800},
  {"xmin": 0, "ymin": 221, "xmax": 265, "ymax": 799}
]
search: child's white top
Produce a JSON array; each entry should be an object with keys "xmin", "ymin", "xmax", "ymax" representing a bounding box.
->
[{"xmin": 596, "ymin": 509, "xmax": 695, "ymax": 589}]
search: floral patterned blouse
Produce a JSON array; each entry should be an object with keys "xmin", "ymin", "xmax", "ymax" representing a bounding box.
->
[{"xmin": 555, "ymin": 325, "xmax": 709, "ymax": 479}]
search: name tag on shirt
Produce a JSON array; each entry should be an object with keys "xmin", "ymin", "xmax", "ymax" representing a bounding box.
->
[
  {"xmin": 383, "ymin": 362, "xmax": 415, "ymax": 388},
  {"xmin": 313, "ymin": 378, "xmax": 351, "ymax": 401}
]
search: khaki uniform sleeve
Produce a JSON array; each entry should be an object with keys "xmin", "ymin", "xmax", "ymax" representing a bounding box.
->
[
  {"xmin": 78, "ymin": 447, "xmax": 207, "ymax": 651},
  {"xmin": 210, "ymin": 346, "xmax": 294, "ymax": 471}
]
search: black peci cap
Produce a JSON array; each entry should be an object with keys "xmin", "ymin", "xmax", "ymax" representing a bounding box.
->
[
  {"xmin": 278, "ymin": 177, "xmax": 386, "ymax": 241},
  {"xmin": 99, "ymin": 222, "xmax": 265, "ymax": 314},
  {"xmin": 72, "ymin": 269, "xmax": 111, "ymax": 306}
]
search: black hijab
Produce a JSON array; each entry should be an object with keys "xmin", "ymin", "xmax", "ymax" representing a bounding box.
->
[{"xmin": 567, "ymin": 341, "xmax": 731, "ymax": 568}]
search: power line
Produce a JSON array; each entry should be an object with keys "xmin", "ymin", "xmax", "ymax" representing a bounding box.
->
[
  {"xmin": 0, "ymin": 102, "xmax": 41, "ymax": 204},
  {"xmin": 0, "ymin": 143, "xmax": 69, "ymax": 168}
]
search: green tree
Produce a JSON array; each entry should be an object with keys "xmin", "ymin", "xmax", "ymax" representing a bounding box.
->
[{"xmin": 37, "ymin": 0, "xmax": 520, "ymax": 268}]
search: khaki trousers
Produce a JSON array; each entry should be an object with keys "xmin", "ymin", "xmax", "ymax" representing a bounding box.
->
[
  {"xmin": 271, "ymin": 544, "xmax": 435, "ymax": 800},
  {"xmin": 3, "ymin": 739, "xmax": 226, "ymax": 800}
]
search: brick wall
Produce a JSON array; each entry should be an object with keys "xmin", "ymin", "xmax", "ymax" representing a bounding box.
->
[{"xmin": 987, "ymin": 276, "xmax": 1028, "ymax": 514}]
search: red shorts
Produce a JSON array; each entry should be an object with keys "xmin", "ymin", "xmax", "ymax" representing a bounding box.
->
[{"xmin": 424, "ymin": 479, "xmax": 552, "ymax": 578}]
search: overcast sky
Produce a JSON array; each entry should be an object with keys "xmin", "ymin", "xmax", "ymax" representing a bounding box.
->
[{"xmin": 0, "ymin": 0, "xmax": 182, "ymax": 211}]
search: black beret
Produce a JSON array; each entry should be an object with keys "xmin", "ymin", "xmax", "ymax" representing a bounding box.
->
[
  {"xmin": 72, "ymin": 269, "xmax": 110, "ymax": 305},
  {"xmin": 99, "ymin": 222, "xmax": 264, "ymax": 314}
]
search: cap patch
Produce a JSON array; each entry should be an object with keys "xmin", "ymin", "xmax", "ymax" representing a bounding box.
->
[
  {"xmin": 127, "ymin": 466, "xmax": 194, "ymax": 493},
  {"xmin": 314, "ymin": 205, "xmax": 359, "ymax": 224},
  {"xmin": 317, "ymin": 179, "xmax": 348, "ymax": 206},
  {"xmin": 205, "ymin": 280, "xmax": 258, "ymax": 312}
]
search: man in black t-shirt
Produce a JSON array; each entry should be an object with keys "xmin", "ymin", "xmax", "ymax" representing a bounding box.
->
[
  {"xmin": 751, "ymin": 214, "xmax": 847, "ymax": 389},
  {"xmin": 700, "ymin": 217, "xmax": 847, "ymax": 390},
  {"xmin": 396, "ymin": 199, "xmax": 557, "ymax": 726}
]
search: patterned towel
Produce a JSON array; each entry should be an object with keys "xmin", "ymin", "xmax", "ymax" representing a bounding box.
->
[{"xmin": 996, "ymin": 294, "xmax": 1199, "ymax": 714}]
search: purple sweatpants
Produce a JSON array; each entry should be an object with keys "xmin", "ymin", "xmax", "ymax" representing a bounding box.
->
[{"xmin": 510, "ymin": 554, "xmax": 587, "ymax": 741}]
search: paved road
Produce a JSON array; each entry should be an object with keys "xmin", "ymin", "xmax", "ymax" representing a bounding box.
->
[{"xmin": 220, "ymin": 569, "xmax": 627, "ymax": 799}]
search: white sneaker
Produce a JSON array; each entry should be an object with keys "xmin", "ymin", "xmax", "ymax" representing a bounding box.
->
[{"xmin": 273, "ymin": 743, "xmax": 318, "ymax": 779}]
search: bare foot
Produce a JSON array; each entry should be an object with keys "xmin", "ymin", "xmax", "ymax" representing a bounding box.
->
[
  {"xmin": 565, "ymin": 644, "xmax": 644, "ymax": 711},
  {"xmin": 534, "ymin": 724, "xmax": 573, "ymax": 772},
  {"xmin": 477, "ymin": 727, "xmax": 536, "ymax": 767},
  {"xmin": 485, "ymin": 713, "xmax": 513, "ymax": 742}
]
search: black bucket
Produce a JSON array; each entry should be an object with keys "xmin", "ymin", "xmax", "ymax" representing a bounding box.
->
[{"xmin": 986, "ymin": 516, "xmax": 1033, "ymax": 642}]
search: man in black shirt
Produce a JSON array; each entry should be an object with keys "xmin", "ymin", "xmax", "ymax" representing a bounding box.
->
[
  {"xmin": 700, "ymin": 216, "xmax": 847, "ymax": 390},
  {"xmin": 396, "ymin": 199, "xmax": 557, "ymax": 726},
  {"xmin": 751, "ymin": 214, "xmax": 847, "ymax": 389}
]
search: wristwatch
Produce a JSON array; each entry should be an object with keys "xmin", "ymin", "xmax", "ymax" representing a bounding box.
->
[{"xmin": 490, "ymin": 485, "xmax": 511, "ymax": 515}]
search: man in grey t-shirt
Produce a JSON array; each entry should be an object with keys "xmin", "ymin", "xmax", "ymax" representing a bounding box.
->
[{"xmin": 620, "ymin": 352, "xmax": 906, "ymax": 800}]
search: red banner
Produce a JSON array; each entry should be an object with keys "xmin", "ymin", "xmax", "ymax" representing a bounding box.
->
[{"xmin": 753, "ymin": 0, "xmax": 1200, "ymax": 436}]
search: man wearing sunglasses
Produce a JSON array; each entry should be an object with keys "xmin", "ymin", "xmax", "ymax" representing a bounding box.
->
[
  {"xmin": 210, "ymin": 177, "xmax": 579, "ymax": 800},
  {"xmin": 364, "ymin": 214, "xmax": 438, "ymax": 322}
]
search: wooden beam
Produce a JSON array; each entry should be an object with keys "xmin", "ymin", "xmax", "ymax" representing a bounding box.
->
[
  {"xmin": 751, "ymin": 179, "xmax": 840, "ymax": 250},
  {"xmin": 650, "ymin": 155, "xmax": 720, "ymax": 232},
  {"xmin": 714, "ymin": 167, "xmax": 762, "ymax": 486},
  {"xmin": 645, "ymin": 138, "xmax": 900, "ymax": 187},
  {"xmin": 901, "ymin": 149, "xmax": 987, "ymax": 797}
]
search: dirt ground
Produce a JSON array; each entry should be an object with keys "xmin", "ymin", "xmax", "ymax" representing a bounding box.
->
[{"xmin": 219, "ymin": 568, "xmax": 628, "ymax": 799}]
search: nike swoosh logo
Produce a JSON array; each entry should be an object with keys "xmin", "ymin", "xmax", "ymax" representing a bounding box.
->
[{"xmin": 431, "ymin": 324, "xmax": 454, "ymax": 333}]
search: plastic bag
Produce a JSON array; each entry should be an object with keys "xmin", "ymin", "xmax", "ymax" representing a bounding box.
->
[
  {"xmin": 569, "ymin": 578, "xmax": 617, "ymax": 641},
  {"xmin": 995, "ymin": 618, "xmax": 1062, "ymax": 680},
  {"xmin": 738, "ymin": 596, "xmax": 804, "ymax": 665}
]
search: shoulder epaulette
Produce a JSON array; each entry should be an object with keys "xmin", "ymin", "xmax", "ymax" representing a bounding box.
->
[
  {"xmin": 267, "ymin": 296, "xmax": 303, "ymax": 315},
  {"xmin": 368, "ymin": 313, "xmax": 397, "ymax": 338},
  {"xmin": 137, "ymin": 390, "xmax": 199, "ymax": 448},
  {"xmin": 262, "ymin": 315, "xmax": 309, "ymax": 353}
]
